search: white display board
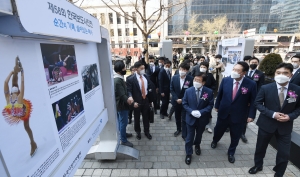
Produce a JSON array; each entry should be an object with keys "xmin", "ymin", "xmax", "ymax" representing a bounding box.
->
[
  {"xmin": 14, "ymin": 0, "xmax": 101, "ymax": 43},
  {"xmin": 0, "ymin": 0, "xmax": 12, "ymax": 15},
  {"xmin": 0, "ymin": 36, "xmax": 107, "ymax": 177}
]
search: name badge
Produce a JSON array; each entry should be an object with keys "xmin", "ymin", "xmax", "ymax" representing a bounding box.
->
[{"xmin": 288, "ymin": 98, "xmax": 296, "ymax": 103}]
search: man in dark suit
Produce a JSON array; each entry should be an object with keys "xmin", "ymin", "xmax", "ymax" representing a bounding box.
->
[
  {"xmin": 156, "ymin": 57, "xmax": 165, "ymax": 110},
  {"xmin": 249, "ymin": 63, "xmax": 300, "ymax": 177},
  {"xmin": 290, "ymin": 54, "xmax": 300, "ymax": 86},
  {"xmin": 241, "ymin": 57, "xmax": 265, "ymax": 143},
  {"xmin": 143, "ymin": 55, "xmax": 160, "ymax": 114},
  {"xmin": 212, "ymin": 61, "xmax": 257, "ymax": 163},
  {"xmin": 158, "ymin": 60, "xmax": 172, "ymax": 119},
  {"xmin": 183, "ymin": 72, "xmax": 214, "ymax": 165},
  {"xmin": 127, "ymin": 66, "xmax": 136, "ymax": 124},
  {"xmin": 170, "ymin": 62, "xmax": 193, "ymax": 140},
  {"xmin": 127, "ymin": 61, "xmax": 154, "ymax": 140},
  {"xmin": 191, "ymin": 56, "xmax": 205, "ymax": 77}
]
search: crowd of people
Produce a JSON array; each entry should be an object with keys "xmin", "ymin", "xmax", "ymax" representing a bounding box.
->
[{"xmin": 113, "ymin": 52, "xmax": 300, "ymax": 177}]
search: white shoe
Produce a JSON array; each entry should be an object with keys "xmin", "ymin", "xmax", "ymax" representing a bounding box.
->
[{"xmin": 206, "ymin": 128, "xmax": 213, "ymax": 133}]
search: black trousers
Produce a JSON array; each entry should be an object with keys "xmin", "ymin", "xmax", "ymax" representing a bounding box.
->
[
  {"xmin": 213, "ymin": 116, "xmax": 244, "ymax": 155},
  {"xmin": 133, "ymin": 98, "xmax": 150, "ymax": 133},
  {"xmin": 156, "ymin": 93, "xmax": 161, "ymax": 109},
  {"xmin": 160, "ymin": 91, "xmax": 170, "ymax": 116},
  {"xmin": 254, "ymin": 128, "xmax": 291, "ymax": 177},
  {"xmin": 128, "ymin": 110, "xmax": 133, "ymax": 119},
  {"xmin": 242, "ymin": 122, "xmax": 247, "ymax": 135},
  {"xmin": 174, "ymin": 104, "xmax": 187, "ymax": 138}
]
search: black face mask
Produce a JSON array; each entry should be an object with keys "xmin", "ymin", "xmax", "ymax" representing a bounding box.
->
[
  {"xmin": 249, "ymin": 64, "xmax": 258, "ymax": 70},
  {"xmin": 120, "ymin": 70, "xmax": 127, "ymax": 75}
]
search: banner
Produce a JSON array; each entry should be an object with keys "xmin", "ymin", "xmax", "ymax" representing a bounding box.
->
[
  {"xmin": 0, "ymin": 36, "xmax": 106, "ymax": 177},
  {"xmin": 14, "ymin": 0, "xmax": 101, "ymax": 43}
]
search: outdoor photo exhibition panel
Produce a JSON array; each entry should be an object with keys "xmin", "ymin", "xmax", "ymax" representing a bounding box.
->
[{"xmin": 0, "ymin": 0, "xmax": 108, "ymax": 176}]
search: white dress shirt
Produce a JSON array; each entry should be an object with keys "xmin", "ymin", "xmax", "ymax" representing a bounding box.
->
[
  {"xmin": 272, "ymin": 82, "xmax": 289, "ymax": 118},
  {"xmin": 232, "ymin": 77, "xmax": 244, "ymax": 91},
  {"xmin": 293, "ymin": 68, "xmax": 299, "ymax": 75},
  {"xmin": 135, "ymin": 73, "xmax": 148, "ymax": 95},
  {"xmin": 150, "ymin": 64, "xmax": 155, "ymax": 73},
  {"xmin": 180, "ymin": 76, "xmax": 186, "ymax": 90}
]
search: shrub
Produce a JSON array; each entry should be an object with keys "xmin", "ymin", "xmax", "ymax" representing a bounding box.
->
[{"xmin": 259, "ymin": 53, "xmax": 283, "ymax": 77}]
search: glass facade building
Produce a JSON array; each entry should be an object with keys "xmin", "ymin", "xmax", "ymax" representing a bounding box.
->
[{"xmin": 168, "ymin": 0, "xmax": 300, "ymax": 35}]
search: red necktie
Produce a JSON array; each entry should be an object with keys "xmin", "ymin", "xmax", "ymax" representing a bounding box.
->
[
  {"xmin": 140, "ymin": 75, "xmax": 146, "ymax": 99},
  {"xmin": 232, "ymin": 81, "xmax": 239, "ymax": 100}
]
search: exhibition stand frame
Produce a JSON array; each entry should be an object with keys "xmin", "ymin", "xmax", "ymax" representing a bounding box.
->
[{"xmin": 0, "ymin": 0, "xmax": 134, "ymax": 177}]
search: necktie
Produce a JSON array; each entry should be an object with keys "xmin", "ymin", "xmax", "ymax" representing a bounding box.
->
[
  {"xmin": 249, "ymin": 70, "xmax": 253, "ymax": 77},
  {"xmin": 140, "ymin": 75, "xmax": 146, "ymax": 99},
  {"xmin": 232, "ymin": 81, "xmax": 239, "ymax": 100},
  {"xmin": 279, "ymin": 87, "xmax": 285, "ymax": 107},
  {"xmin": 167, "ymin": 70, "xmax": 170, "ymax": 79},
  {"xmin": 150, "ymin": 65, "xmax": 153, "ymax": 73},
  {"xmin": 196, "ymin": 88, "xmax": 200, "ymax": 103}
]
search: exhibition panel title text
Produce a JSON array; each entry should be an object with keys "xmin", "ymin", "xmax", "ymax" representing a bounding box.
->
[{"xmin": 48, "ymin": 2, "xmax": 94, "ymax": 35}]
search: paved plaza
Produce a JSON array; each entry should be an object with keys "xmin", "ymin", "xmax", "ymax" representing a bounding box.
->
[{"xmin": 75, "ymin": 108, "xmax": 300, "ymax": 177}]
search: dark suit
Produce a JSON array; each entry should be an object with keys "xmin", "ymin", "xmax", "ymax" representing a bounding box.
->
[
  {"xmin": 243, "ymin": 69, "xmax": 265, "ymax": 135},
  {"xmin": 127, "ymin": 73, "xmax": 155, "ymax": 133},
  {"xmin": 254, "ymin": 83, "xmax": 300, "ymax": 176},
  {"xmin": 146, "ymin": 65, "xmax": 160, "ymax": 110},
  {"xmin": 213, "ymin": 77, "xmax": 257, "ymax": 155},
  {"xmin": 290, "ymin": 68, "xmax": 300, "ymax": 86},
  {"xmin": 183, "ymin": 86, "xmax": 214, "ymax": 155},
  {"xmin": 126, "ymin": 74, "xmax": 135, "ymax": 120},
  {"xmin": 246, "ymin": 69, "xmax": 265, "ymax": 91},
  {"xmin": 158, "ymin": 68, "xmax": 171, "ymax": 115},
  {"xmin": 170, "ymin": 74, "xmax": 193, "ymax": 138}
]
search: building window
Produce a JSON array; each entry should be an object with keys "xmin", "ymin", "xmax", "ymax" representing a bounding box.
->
[
  {"xmin": 125, "ymin": 12, "xmax": 129, "ymax": 24},
  {"xmin": 125, "ymin": 28, "xmax": 129, "ymax": 36},
  {"xmin": 132, "ymin": 12, "xmax": 136, "ymax": 22},
  {"xmin": 118, "ymin": 29, "xmax": 122, "ymax": 36},
  {"xmin": 100, "ymin": 13, "xmax": 105, "ymax": 25},
  {"xmin": 110, "ymin": 29, "xmax": 114, "ymax": 37},
  {"xmin": 133, "ymin": 28, "xmax": 137, "ymax": 36},
  {"xmin": 111, "ymin": 41, "xmax": 115, "ymax": 47},
  {"xmin": 117, "ymin": 13, "xmax": 121, "ymax": 24},
  {"xmin": 119, "ymin": 41, "xmax": 123, "ymax": 48},
  {"xmin": 109, "ymin": 13, "xmax": 113, "ymax": 24},
  {"xmin": 126, "ymin": 44, "xmax": 131, "ymax": 48},
  {"xmin": 134, "ymin": 40, "xmax": 138, "ymax": 48}
]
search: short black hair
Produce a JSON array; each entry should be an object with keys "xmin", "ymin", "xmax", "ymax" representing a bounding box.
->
[
  {"xmin": 236, "ymin": 61, "xmax": 249, "ymax": 72},
  {"xmin": 165, "ymin": 60, "xmax": 172, "ymax": 65},
  {"xmin": 149, "ymin": 55, "xmax": 155, "ymax": 59},
  {"xmin": 196, "ymin": 56, "xmax": 200, "ymax": 59},
  {"xmin": 243, "ymin": 56, "xmax": 252, "ymax": 61},
  {"xmin": 215, "ymin": 54, "xmax": 222, "ymax": 59},
  {"xmin": 130, "ymin": 66, "xmax": 135, "ymax": 71},
  {"xmin": 114, "ymin": 60, "xmax": 125, "ymax": 73},
  {"xmin": 194, "ymin": 72, "xmax": 207, "ymax": 82},
  {"xmin": 179, "ymin": 62, "xmax": 190, "ymax": 71},
  {"xmin": 134, "ymin": 61, "xmax": 144, "ymax": 68},
  {"xmin": 249, "ymin": 57, "xmax": 259, "ymax": 63},
  {"xmin": 275, "ymin": 63, "xmax": 293, "ymax": 73},
  {"xmin": 200, "ymin": 61, "xmax": 209, "ymax": 69},
  {"xmin": 200, "ymin": 56, "xmax": 205, "ymax": 59},
  {"xmin": 158, "ymin": 57, "xmax": 165, "ymax": 61},
  {"xmin": 184, "ymin": 55, "xmax": 190, "ymax": 60},
  {"xmin": 291, "ymin": 54, "xmax": 300, "ymax": 61}
]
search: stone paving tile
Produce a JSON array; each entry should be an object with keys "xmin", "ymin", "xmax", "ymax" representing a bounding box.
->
[{"xmin": 75, "ymin": 109, "xmax": 300, "ymax": 177}]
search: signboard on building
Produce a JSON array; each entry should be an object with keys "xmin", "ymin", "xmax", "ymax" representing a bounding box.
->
[
  {"xmin": 222, "ymin": 38, "xmax": 239, "ymax": 47},
  {"xmin": 14, "ymin": 0, "xmax": 101, "ymax": 43}
]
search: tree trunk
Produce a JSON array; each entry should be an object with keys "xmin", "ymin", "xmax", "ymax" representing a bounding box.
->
[{"xmin": 143, "ymin": 34, "xmax": 149, "ymax": 62}]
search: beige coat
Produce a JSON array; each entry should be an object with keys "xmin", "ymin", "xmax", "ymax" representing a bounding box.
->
[{"xmin": 210, "ymin": 62, "xmax": 225, "ymax": 89}]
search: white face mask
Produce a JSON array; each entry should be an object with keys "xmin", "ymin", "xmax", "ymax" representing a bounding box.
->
[
  {"xmin": 164, "ymin": 67, "xmax": 169, "ymax": 71},
  {"xmin": 149, "ymin": 62, "xmax": 154, "ymax": 66},
  {"xmin": 139, "ymin": 69, "xmax": 145, "ymax": 75},
  {"xmin": 231, "ymin": 71, "xmax": 241, "ymax": 79},
  {"xmin": 200, "ymin": 68, "xmax": 207, "ymax": 72},
  {"xmin": 216, "ymin": 59, "xmax": 221, "ymax": 63},
  {"xmin": 193, "ymin": 81, "xmax": 203, "ymax": 89},
  {"xmin": 158, "ymin": 63, "xmax": 163, "ymax": 66},
  {"xmin": 292, "ymin": 63, "xmax": 299, "ymax": 69},
  {"xmin": 274, "ymin": 74, "xmax": 290, "ymax": 84},
  {"xmin": 194, "ymin": 61, "xmax": 197, "ymax": 64},
  {"xmin": 179, "ymin": 71, "xmax": 186, "ymax": 76}
]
